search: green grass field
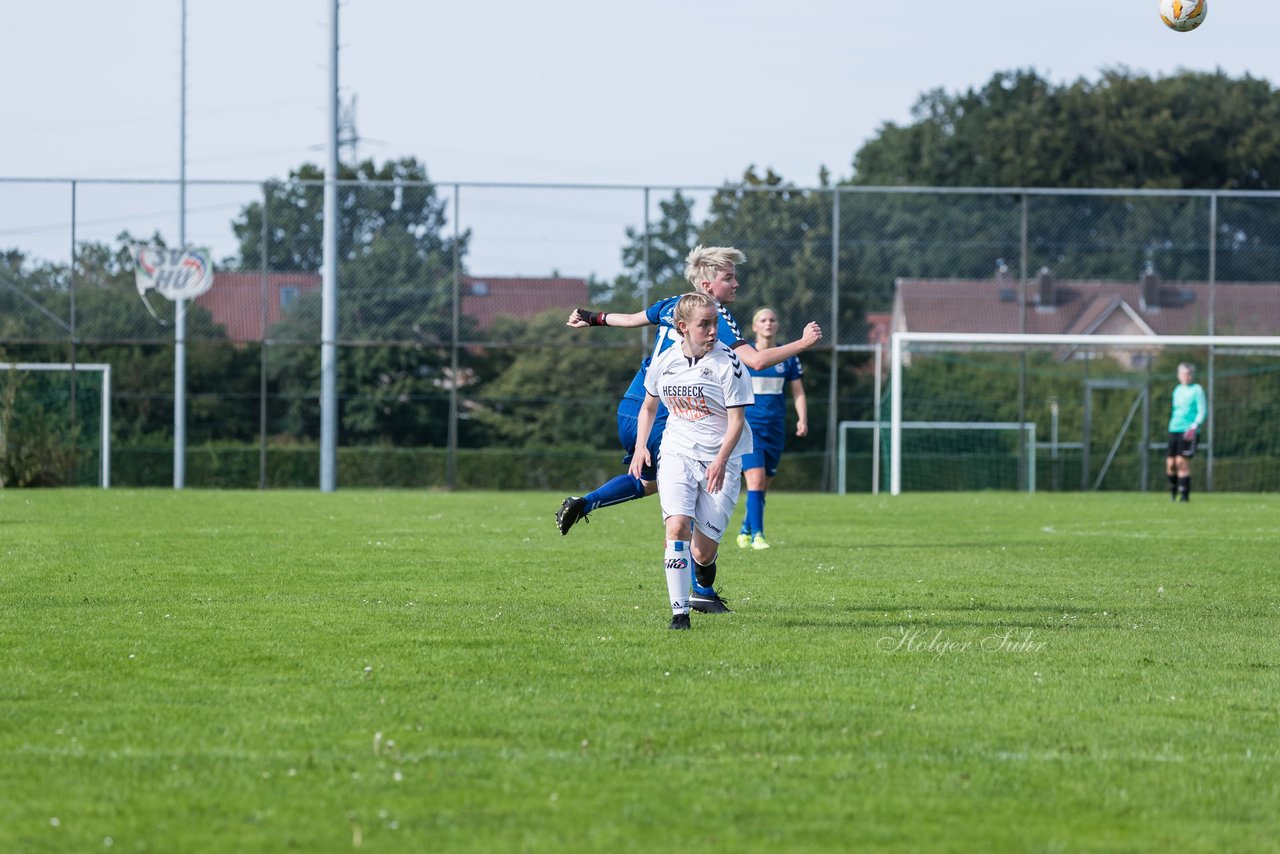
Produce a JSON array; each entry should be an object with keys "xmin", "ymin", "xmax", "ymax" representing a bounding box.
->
[{"xmin": 2, "ymin": 489, "xmax": 1278, "ymax": 852}]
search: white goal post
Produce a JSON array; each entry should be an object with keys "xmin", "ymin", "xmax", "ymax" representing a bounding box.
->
[
  {"xmin": 889, "ymin": 333, "xmax": 1280, "ymax": 496},
  {"xmin": 0, "ymin": 362, "xmax": 111, "ymax": 489}
]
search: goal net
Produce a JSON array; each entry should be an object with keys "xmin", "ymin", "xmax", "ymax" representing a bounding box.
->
[
  {"xmin": 0, "ymin": 363, "xmax": 111, "ymax": 488},
  {"xmin": 881, "ymin": 333, "xmax": 1280, "ymax": 495},
  {"xmin": 839, "ymin": 420, "xmax": 1036, "ymax": 494}
]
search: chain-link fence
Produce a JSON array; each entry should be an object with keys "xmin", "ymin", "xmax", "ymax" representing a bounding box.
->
[{"xmin": 3, "ymin": 177, "xmax": 1280, "ymax": 490}]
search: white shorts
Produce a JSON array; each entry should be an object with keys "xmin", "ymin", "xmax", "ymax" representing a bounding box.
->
[{"xmin": 656, "ymin": 452, "xmax": 742, "ymax": 543}]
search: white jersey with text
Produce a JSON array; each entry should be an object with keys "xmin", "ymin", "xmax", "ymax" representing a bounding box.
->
[{"xmin": 643, "ymin": 341, "xmax": 754, "ymax": 462}]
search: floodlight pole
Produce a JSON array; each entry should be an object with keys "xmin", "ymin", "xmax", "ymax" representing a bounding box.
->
[
  {"xmin": 174, "ymin": 0, "xmax": 188, "ymax": 489},
  {"xmin": 319, "ymin": 0, "xmax": 340, "ymax": 492}
]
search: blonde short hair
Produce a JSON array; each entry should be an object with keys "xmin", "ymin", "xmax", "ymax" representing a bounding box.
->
[
  {"xmin": 684, "ymin": 245, "xmax": 746, "ymax": 289},
  {"xmin": 673, "ymin": 291, "xmax": 718, "ymax": 332},
  {"xmin": 752, "ymin": 306, "xmax": 777, "ymax": 324}
]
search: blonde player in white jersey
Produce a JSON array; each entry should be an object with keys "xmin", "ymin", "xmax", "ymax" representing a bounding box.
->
[{"xmin": 629, "ymin": 292, "xmax": 755, "ymax": 630}]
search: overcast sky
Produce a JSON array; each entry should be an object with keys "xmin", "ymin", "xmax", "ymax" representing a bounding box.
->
[{"xmin": 4, "ymin": 0, "xmax": 1280, "ymax": 277}]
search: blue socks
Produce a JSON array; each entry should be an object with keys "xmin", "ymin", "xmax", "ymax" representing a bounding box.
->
[
  {"xmin": 740, "ymin": 489, "xmax": 765, "ymax": 536},
  {"xmin": 585, "ymin": 474, "xmax": 646, "ymax": 513}
]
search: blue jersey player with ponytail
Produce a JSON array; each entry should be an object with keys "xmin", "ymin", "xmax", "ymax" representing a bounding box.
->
[{"xmin": 736, "ymin": 307, "xmax": 807, "ymax": 550}]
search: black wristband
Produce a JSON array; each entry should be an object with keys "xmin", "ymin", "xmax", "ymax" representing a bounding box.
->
[{"xmin": 578, "ymin": 308, "xmax": 607, "ymax": 326}]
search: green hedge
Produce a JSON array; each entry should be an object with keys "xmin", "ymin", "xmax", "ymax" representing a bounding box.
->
[
  {"xmin": 102, "ymin": 445, "xmax": 832, "ymax": 491},
  {"xmin": 26, "ymin": 442, "xmax": 1280, "ymax": 492}
]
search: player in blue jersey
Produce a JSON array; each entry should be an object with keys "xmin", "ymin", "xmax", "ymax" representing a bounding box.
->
[
  {"xmin": 556, "ymin": 246, "xmax": 821, "ymax": 608},
  {"xmin": 1166, "ymin": 361, "xmax": 1207, "ymax": 502},
  {"xmin": 734, "ymin": 307, "xmax": 808, "ymax": 550}
]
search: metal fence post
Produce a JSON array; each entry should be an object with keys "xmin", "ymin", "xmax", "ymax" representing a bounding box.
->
[
  {"xmin": 1206, "ymin": 193, "xmax": 1217, "ymax": 492},
  {"xmin": 824, "ymin": 187, "xmax": 840, "ymax": 491},
  {"xmin": 69, "ymin": 180, "xmax": 78, "ymax": 484},
  {"xmin": 641, "ymin": 187, "xmax": 652, "ymax": 350},
  {"xmin": 1140, "ymin": 370, "xmax": 1150, "ymax": 493},
  {"xmin": 259, "ymin": 181, "xmax": 271, "ymax": 489},
  {"xmin": 446, "ymin": 183, "xmax": 461, "ymax": 490},
  {"xmin": 1017, "ymin": 193, "xmax": 1028, "ymax": 492},
  {"xmin": 872, "ymin": 343, "xmax": 882, "ymax": 494}
]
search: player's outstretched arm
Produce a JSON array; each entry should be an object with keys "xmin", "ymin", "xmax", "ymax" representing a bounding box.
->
[
  {"xmin": 628, "ymin": 394, "xmax": 660, "ymax": 480},
  {"xmin": 736, "ymin": 321, "xmax": 823, "ymax": 370},
  {"xmin": 566, "ymin": 307, "xmax": 651, "ymax": 329}
]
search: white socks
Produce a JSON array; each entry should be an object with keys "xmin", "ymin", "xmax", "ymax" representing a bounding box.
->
[{"xmin": 665, "ymin": 540, "xmax": 692, "ymax": 615}]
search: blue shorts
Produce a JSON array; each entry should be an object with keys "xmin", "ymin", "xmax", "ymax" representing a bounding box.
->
[
  {"xmin": 617, "ymin": 398, "xmax": 666, "ymax": 482},
  {"xmin": 741, "ymin": 442, "xmax": 783, "ymax": 477}
]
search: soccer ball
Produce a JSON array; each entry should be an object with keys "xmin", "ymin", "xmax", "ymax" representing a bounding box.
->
[{"xmin": 1159, "ymin": 0, "xmax": 1206, "ymax": 32}]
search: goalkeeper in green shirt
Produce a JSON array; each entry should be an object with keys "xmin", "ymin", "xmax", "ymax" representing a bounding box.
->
[{"xmin": 1166, "ymin": 362, "xmax": 1207, "ymax": 502}]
